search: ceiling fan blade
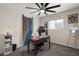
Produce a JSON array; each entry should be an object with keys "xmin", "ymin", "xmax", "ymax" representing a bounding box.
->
[
  {"xmin": 46, "ymin": 4, "xmax": 61, "ymax": 9},
  {"xmin": 25, "ymin": 7, "xmax": 39, "ymax": 10},
  {"xmin": 41, "ymin": 3, "xmax": 44, "ymax": 6},
  {"xmin": 38, "ymin": 12, "xmax": 41, "ymax": 16},
  {"xmin": 35, "ymin": 3, "xmax": 41, "ymax": 8},
  {"xmin": 30, "ymin": 10, "xmax": 40, "ymax": 14},
  {"xmin": 44, "ymin": 12, "xmax": 47, "ymax": 15},
  {"xmin": 44, "ymin": 3, "xmax": 49, "ymax": 7},
  {"xmin": 46, "ymin": 9, "xmax": 56, "ymax": 12}
]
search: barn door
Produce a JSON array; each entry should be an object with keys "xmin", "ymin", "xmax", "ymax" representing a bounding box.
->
[{"xmin": 23, "ymin": 15, "xmax": 33, "ymax": 46}]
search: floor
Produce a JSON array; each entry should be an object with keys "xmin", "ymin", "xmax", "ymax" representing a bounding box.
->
[{"xmin": 8, "ymin": 43, "xmax": 79, "ymax": 56}]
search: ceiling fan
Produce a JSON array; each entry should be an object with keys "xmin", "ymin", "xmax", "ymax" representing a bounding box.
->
[{"xmin": 25, "ymin": 3, "xmax": 61, "ymax": 16}]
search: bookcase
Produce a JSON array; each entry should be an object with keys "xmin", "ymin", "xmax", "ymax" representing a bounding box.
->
[{"xmin": 4, "ymin": 35, "xmax": 12, "ymax": 55}]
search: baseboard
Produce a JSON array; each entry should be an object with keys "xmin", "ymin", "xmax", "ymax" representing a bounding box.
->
[{"xmin": 51, "ymin": 42, "xmax": 79, "ymax": 50}]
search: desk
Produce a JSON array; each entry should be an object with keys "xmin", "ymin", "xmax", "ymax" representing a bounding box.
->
[{"xmin": 27, "ymin": 36, "xmax": 50, "ymax": 54}]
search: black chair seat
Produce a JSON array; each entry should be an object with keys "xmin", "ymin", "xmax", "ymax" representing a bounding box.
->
[{"xmin": 32, "ymin": 41, "xmax": 44, "ymax": 56}]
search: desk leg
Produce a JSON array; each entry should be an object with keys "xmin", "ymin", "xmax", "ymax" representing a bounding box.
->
[
  {"xmin": 49, "ymin": 37, "xmax": 50, "ymax": 48},
  {"xmin": 28, "ymin": 40, "xmax": 30, "ymax": 53}
]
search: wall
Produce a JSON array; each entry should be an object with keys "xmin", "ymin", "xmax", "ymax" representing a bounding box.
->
[
  {"xmin": 33, "ymin": 17, "xmax": 39, "ymax": 32},
  {"xmin": 39, "ymin": 8, "xmax": 79, "ymax": 49}
]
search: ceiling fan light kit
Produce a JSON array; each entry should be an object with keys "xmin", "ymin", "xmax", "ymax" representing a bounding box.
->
[
  {"xmin": 40, "ymin": 10, "xmax": 44, "ymax": 13},
  {"xmin": 25, "ymin": 3, "xmax": 61, "ymax": 16}
]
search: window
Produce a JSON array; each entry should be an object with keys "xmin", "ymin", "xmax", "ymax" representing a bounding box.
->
[
  {"xmin": 48, "ymin": 20, "xmax": 55, "ymax": 30},
  {"xmin": 48, "ymin": 19, "xmax": 64, "ymax": 30}
]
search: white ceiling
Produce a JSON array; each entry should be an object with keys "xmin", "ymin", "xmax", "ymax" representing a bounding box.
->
[{"xmin": 1, "ymin": 3, "xmax": 79, "ymax": 17}]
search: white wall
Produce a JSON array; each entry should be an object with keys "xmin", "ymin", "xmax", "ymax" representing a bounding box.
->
[
  {"xmin": 33, "ymin": 17, "xmax": 39, "ymax": 32},
  {"xmin": 39, "ymin": 8, "xmax": 79, "ymax": 49}
]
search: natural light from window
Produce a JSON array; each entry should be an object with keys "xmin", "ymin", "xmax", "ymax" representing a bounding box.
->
[{"xmin": 48, "ymin": 19, "xmax": 64, "ymax": 30}]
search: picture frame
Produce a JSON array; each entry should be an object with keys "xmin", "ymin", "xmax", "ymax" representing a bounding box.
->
[{"xmin": 68, "ymin": 13, "xmax": 78, "ymax": 24}]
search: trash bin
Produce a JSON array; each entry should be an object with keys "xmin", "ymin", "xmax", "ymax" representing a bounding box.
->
[{"xmin": 12, "ymin": 44, "xmax": 17, "ymax": 51}]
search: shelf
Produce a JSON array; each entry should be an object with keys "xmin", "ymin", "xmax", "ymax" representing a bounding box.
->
[
  {"xmin": 5, "ymin": 35, "xmax": 12, "ymax": 39},
  {"xmin": 4, "ymin": 47, "xmax": 12, "ymax": 53},
  {"xmin": 4, "ymin": 51, "xmax": 12, "ymax": 55},
  {"xmin": 5, "ymin": 41, "xmax": 11, "ymax": 44},
  {"xmin": 5, "ymin": 46, "xmax": 12, "ymax": 48},
  {"xmin": 5, "ymin": 38, "xmax": 11, "ymax": 41}
]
